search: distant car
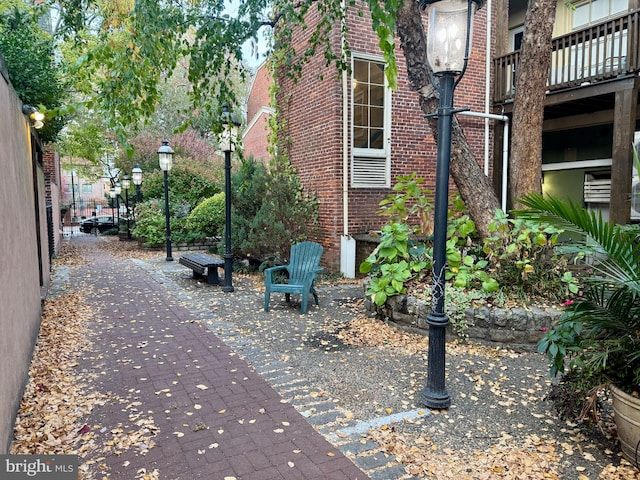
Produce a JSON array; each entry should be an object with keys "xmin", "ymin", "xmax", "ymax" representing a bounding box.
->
[{"xmin": 81, "ymin": 216, "xmax": 117, "ymax": 233}]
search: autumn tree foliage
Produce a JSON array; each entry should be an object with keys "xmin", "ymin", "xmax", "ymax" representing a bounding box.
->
[
  {"xmin": 0, "ymin": 1, "xmax": 68, "ymax": 142},
  {"xmin": 43, "ymin": 0, "xmax": 552, "ymax": 234}
]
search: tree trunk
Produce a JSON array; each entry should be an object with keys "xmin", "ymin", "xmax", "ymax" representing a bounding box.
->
[
  {"xmin": 509, "ymin": 0, "xmax": 557, "ymax": 209},
  {"xmin": 396, "ymin": 0, "xmax": 501, "ymax": 239}
]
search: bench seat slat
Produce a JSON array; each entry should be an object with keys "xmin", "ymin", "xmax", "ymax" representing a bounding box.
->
[{"xmin": 179, "ymin": 253, "xmax": 224, "ymax": 285}]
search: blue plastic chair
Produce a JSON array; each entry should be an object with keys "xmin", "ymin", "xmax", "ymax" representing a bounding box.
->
[{"xmin": 264, "ymin": 242, "xmax": 324, "ymax": 314}]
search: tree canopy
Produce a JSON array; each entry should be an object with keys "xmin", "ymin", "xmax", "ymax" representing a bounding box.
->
[
  {"xmin": 40, "ymin": 0, "xmax": 503, "ymax": 232},
  {"xmin": 0, "ymin": 1, "xmax": 68, "ymax": 142},
  {"xmin": 8, "ymin": 0, "xmax": 557, "ymax": 235}
]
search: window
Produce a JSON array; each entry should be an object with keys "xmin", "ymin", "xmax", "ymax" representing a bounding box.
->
[
  {"xmin": 509, "ymin": 26, "xmax": 524, "ymax": 51},
  {"xmin": 351, "ymin": 55, "xmax": 391, "ymax": 188},
  {"xmin": 569, "ymin": 0, "xmax": 628, "ymax": 79},
  {"xmin": 572, "ymin": 0, "xmax": 628, "ymax": 29}
]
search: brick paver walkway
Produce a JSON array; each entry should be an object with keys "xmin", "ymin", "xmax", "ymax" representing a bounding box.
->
[{"xmin": 61, "ymin": 237, "xmax": 370, "ymax": 480}]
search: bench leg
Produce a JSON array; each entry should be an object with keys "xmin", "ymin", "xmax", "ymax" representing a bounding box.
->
[{"xmin": 206, "ymin": 266, "xmax": 220, "ymax": 285}]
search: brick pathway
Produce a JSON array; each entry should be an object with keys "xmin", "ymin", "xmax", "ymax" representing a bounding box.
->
[{"xmin": 65, "ymin": 238, "xmax": 370, "ymax": 480}]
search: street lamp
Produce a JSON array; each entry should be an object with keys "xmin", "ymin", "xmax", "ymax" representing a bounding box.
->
[
  {"xmin": 419, "ymin": 0, "xmax": 483, "ymax": 410},
  {"xmin": 132, "ymin": 163, "xmax": 143, "ymax": 203},
  {"xmin": 71, "ymin": 169, "xmax": 77, "ymax": 222},
  {"xmin": 122, "ymin": 175, "xmax": 131, "ymax": 240},
  {"xmin": 109, "ymin": 189, "xmax": 116, "ymax": 225},
  {"xmin": 158, "ymin": 139, "xmax": 174, "ymax": 261},
  {"xmin": 220, "ymin": 103, "xmax": 241, "ymax": 293},
  {"xmin": 114, "ymin": 181, "xmax": 122, "ymax": 233}
]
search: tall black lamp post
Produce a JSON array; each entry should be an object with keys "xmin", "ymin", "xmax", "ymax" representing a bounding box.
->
[
  {"xmin": 158, "ymin": 140, "xmax": 174, "ymax": 262},
  {"xmin": 221, "ymin": 104, "xmax": 241, "ymax": 293},
  {"xmin": 71, "ymin": 169, "xmax": 77, "ymax": 222},
  {"xmin": 132, "ymin": 163, "xmax": 143, "ymax": 204},
  {"xmin": 122, "ymin": 175, "xmax": 131, "ymax": 239},
  {"xmin": 109, "ymin": 189, "xmax": 116, "ymax": 225},
  {"xmin": 419, "ymin": 0, "xmax": 483, "ymax": 409},
  {"xmin": 114, "ymin": 181, "xmax": 122, "ymax": 232}
]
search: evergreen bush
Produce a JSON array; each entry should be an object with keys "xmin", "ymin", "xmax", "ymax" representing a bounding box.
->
[
  {"xmin": 141, "ymin": 164, "xmax": 220, "ymax": 208},
  {"xmin": 131, "ymin": 201, "xmax": 166, "ymax": 246},
  {"xmin": 186, "ymin": 193, "xmax": 225, "ymax": 237},
  {"xmin": 225, "ymin": 156, "xmax": 319, "ymax": 267}
]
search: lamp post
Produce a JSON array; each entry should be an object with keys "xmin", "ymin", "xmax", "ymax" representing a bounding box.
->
[
  {"xmin": 158, "ymin": 139, "xmax": 174, "ymax": 261},
  {"xmin": 114, "ymin": 181, "xmax": 122, "ymax": 232},
  {"xmin": 131, "ymin": 163, "xmax": 143, "ymax": 231},
  {"xmin": 109, "ymin": 189, "xmax": 116, "ymax": 225},
  {"xmin": 419, "ymin": 0, "xmax": 482, "ymax": 409},
  {"xmin": 122, "ymin": 175, "xmax": 131, "ymax": 240},
  {"xmin": 71, "ymin": 169, "xmax": 77, "ymax": 222},
  {"xmin": 221, "ymin": 103, "xmax": 241, "ymax": 293},
  {"xmin": 132, "ymin": 163, "xmax": 143, "ymax": 204}
]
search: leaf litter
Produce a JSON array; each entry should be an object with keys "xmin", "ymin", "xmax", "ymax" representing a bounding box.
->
[
  {"xmin": 25, "ymin": 238, "xmax": 639, "ymax": 480},
  {"xmin": 10, "ymin": 269, "xmax": 159, "ymax": 478},
  {"xmin": 336, "ymin": 317, "xmax": 638, "ymax": 479}
]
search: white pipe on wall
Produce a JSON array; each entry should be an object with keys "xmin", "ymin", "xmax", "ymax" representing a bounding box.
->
[
  {"xmin": 458, "ymin": 110, "xmax": 510, "ymax": 212},
  {"xmin": 340, "ymin": 0, "xmax": 356, "ymax": 278},
  {"xmin": 483, "ymin": 0, "xmax": 492, "ymax": 176},
  {"xmin": 341, "ymin": 0, "xmax": 349, "ymax": 237}
]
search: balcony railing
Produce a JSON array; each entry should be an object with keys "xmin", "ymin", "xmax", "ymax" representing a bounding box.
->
[{"xmin": 494, "ymin": 10, "xmax": 640, "ymax": 103}]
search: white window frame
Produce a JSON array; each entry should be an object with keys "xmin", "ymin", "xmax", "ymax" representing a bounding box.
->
[
  {"xmin": 351, "ymin": 53, "xmax": 392, "ymax": 188},
  {"xmin": 571, "ymin": 0, "xmax": 629, "ymax": 29}
]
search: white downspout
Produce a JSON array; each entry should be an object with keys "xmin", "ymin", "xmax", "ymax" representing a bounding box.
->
[
  {"xmin": 501, "ymin": 119, "xmax": 509, "ymax": 212},
  {"xmin": 340, "ymin": 0, "xmax": 356, "ymax": 277},
  {"xmin": 342, "ymin": 3, "xmax": 349, "ymax": 238},
  {"xmin": 458, "ymin": 110, "xmax": 510, "ymax": 212},
  {"xmin": 483, "ymin": 0, "xmax": 492, "ymax": 176}
]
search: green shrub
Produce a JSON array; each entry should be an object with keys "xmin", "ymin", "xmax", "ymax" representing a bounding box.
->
[
  {"xmin": 361, "ymin": 176, "xmax": 580, "ymax": 310},
  {"xmin": 360, "ymin": 223, "xmax": 428, "ymax": 306},
  {"xmin": 186, "ymin": 193, "xmax": 225, "ymax": 237},
  {"xmin": 131, "ymin": 201, "xmax": 166, "ymax": 246},
  {"xmin": 141, "ymin": 164, "xmax": 220, "ymax": 208},
  {"xmin": 224, "ymin": 156, "xmax": 319, "ymax": 267},
  {"xmin": 483, "ymin": 209, "xmax": 579, "ymax": 302},
  {"xmin": 377, "ymin": 173, "xmax": 434, "ymax": 235}
]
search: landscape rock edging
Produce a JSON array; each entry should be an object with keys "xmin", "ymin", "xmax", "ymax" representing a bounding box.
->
[{"xmin": 363, "ymin": 287, "xmax": 561, "ymax": 346}]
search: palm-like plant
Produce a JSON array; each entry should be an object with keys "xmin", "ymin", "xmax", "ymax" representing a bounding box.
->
[{"xmin": 518, "ymin": 193, "xmax": 640, "ymax": 390}]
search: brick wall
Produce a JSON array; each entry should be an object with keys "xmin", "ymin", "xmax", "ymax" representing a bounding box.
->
[
  {"xmin": 276, "ymin": 2, "xmax": 492, "ymax": 270},
  {"xmin": 244, "ymin": 63, "xmax": 274, "ymax": 162},
  {"xmin": 43, "ymin": 144, "xmax": 62, "ymax": 255},
  {"xmin": 243, "ymin": 111, "xmax": 272, "ymax": 162},
  {"xmin": 0, "ymin": 57, "xmax": 50, "ymax": 452},
  {"xmin": 247, "ymin": 63, "xmax": 272, "ymax": 121}
]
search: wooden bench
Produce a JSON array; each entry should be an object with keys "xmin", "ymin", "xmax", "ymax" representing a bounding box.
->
[{"xmin": 179, "ymin": 253, "xmax": 225, "ymax": 285}]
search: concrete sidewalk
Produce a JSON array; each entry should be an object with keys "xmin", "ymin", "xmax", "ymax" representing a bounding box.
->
[{"xmin": 56, "ymin": 236, "xmax": 371, "ymax": 480}]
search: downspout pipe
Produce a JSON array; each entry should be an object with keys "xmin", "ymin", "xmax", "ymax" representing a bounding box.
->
[
  {"xmin": 483, "ymin": 0, "xmax": 492, "ymax": 176},
  {"xmin": 458, "ymin": 110, "xmax": 510, "ymax": 212},
  {"xmin": 340, "ymin": 0, "xmax": 356, "ymax": 278},
  {"xmin": 342, "ymin": 3, "xmax": 349, "ymax": 238}
]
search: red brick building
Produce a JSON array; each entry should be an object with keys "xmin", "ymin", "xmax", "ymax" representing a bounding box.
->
[
  {"xmin": 245, "ymin": 2, "xmax": 492, "ymax": 274},
  {"xmin": 246, "ymin": 0, "xmax": 640, "ymax": 274},
  {"xmin": 243, "ymin": 63, "xmax": 273, "ymax": 162}
]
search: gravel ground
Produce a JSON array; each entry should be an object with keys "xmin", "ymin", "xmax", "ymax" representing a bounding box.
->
[{"xmin": 136, "ymin": 251, "xmax": 639, "ymax": 480}]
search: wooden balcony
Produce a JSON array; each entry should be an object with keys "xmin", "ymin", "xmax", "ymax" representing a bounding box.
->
[{"xmin": 493, "ymin": 10, "xmax": 640, "ymax": 104}]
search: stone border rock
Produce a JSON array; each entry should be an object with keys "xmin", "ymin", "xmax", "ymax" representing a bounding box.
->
[{"xmin": 363, "ymin": 286, "xmax": 561, "ymax": 348}]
